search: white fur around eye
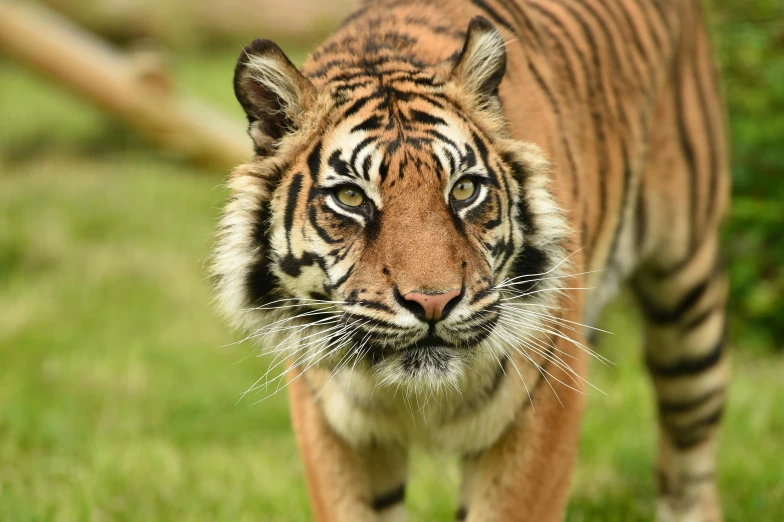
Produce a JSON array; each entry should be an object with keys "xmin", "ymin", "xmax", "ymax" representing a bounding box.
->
[
  {"xmin": 324, "ymin": 196, "xmax": 368, "ymax": 225},
  {"xmin": 455, "ymin": 183, "xmax": 489, "ymax": 219}
]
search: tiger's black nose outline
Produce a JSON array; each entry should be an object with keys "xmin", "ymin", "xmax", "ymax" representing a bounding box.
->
[{"xmin": 395, "ymin": 287, "xmax": 464, "ymax": 323}]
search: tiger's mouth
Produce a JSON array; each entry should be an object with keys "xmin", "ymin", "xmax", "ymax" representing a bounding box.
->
[
  {"xmin": 400, "ymin": 334, "xmax": 455, "ymax": 352},
  {"xmin": 318, "ymin": 305, "xmax": 502, "ymax": 385},
  {"xmin": 361, "ymin": 333, "xmax": 458, "ymax": 364}
]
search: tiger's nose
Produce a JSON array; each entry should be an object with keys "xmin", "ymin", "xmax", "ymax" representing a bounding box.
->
[{"xmin": 403, "ymin": 288, "xmax": 462, "ymax": 322}]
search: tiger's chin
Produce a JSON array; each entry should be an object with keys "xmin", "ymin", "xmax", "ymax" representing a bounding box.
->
[{"xmin": 370, "ymin": 345, "xmax": 470, "ymax": 393}]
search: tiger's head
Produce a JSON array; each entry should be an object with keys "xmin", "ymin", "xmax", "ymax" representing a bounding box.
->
[{"xmin": 212, "ymin": 18, "xmax": 569, "ymax": 392}]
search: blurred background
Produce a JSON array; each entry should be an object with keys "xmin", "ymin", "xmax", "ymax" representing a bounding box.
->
[{"xmin": 0, "ymin": 0, "xmax": 781, "ymax": 520}]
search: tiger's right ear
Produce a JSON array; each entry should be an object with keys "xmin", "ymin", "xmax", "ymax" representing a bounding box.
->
[{"xmin": 234, "ymin": 39, "xmax": 316, "ymax": 156}]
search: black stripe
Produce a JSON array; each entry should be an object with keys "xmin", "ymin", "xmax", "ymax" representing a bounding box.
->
[
  {"xmin": 352, "ymin": 321, "xmax": 409, "ymax": 342},
  {"xmin": 669, "ymin": 406, "xmax": 724, "ymax": 450},
  {"xmin": 635, "ymin": 180, "xmax": 647, "ymax": 251},
  {"xmin": 328, "ymin": 263, "xmax": 354, "ymax": 290},
  {"xmin": 351, "ymin": 114, "xmax": 384, "ymax": 133},
  {"xmin": 647, "ymin": 336, "xmax": 724, "ymax": 378},
  {"xmin": 284, "ymin": 173, "xmax": 303, "ymax": 239},
  {"xmin": 482, "ymin": 193, "xmax": 504, "ymax": 229},
  {"xmin": 354, "ymin": 300, "xmax": 394, "ymax": 313},
  {"xmin": 526, "ymin": 6, "xmax": 584, "ymax": 203},
  {"xmin": 488, "ymin": 153, "xmax": 517, "ymax": 274},
  {"xmin": 649, "ymin": 0, "xmax": 673, "ymax": 36},
  {"xmin": 328, "ymin": 149, "xmax": 353, "ymax": 180},
  {"xmin": 673, "ymin": 432, "xmax": 710, "ymax": 450},
  {"xmin": 246, "ymin": 202, "xmax": 278, "ymax": 305},
  {"xmin": 637, "ymin": 278, "xmax": 710, "ymax": 325},
  {"xmin": 593, "ymin": 0, "xmax": 646, "ymax": 88},
  {"xmin": 510, "ymin": 246, "xmax": 548, "ymax": 294},
  {"xmin": 534, "ymin": 16, "xmax": 581, "ymax": 100},
  {"xmin": 608, "ymin": 0, "xmax": 653, "ymax": 74},
  {"xmin": 349, "ymin": 136, "xmax": 376, "ymax": 179},
  {"xmin": 456, "ymin": 506, "xmax": 468, "ymax": 521},
  {"xmin": 335, "ymin": 80, "xmax": 376, "ymax": 92},
  {"xmin": 496, "ymin": 0, "xmax": 543, "ymax": 48},
  {"xmin": 658, "ymin": 387, "xmax": 724, "ymax": 414},
  {"xmin": 342, "ymin": 92, "xmax": 383, "ymax": 119},
  {"xmin": 574, "ymin": 0, "xmax": 633, "ymax": 85},
  {"xmin": 675, "ymin": 32, "xmax": 700, "ymax": 257},
  {"xmin": 692, "ymin": 27, "xmax": 719, "ymax": 235},
  {"xmin": 410, "ymin": 109, "xmax": 446, "ymax": 127},
  {"xmin": 425, "ymin": 130, "xmax": 461, "ymax": 155},
  {"xmin": 403, "ymin": 15, "xmax": 467, "ymax": 40},
  {"xmin": 560, "ymin": 0, "xmax": 631, "ymax": 126},
  {"xmin": 307, "ymin": 141, "xmax": 323, "ymax": 181},
  {"xmin": 606, "ymin": 143, "xmax": 632, "ymax": 269},
  {"xmin": 681, "ymin": 306, "xmax": 717, "ymax": 333},
  {"xmin": 635, "ymin": 0, "xmax": 665, "ymax": 54},
  {"xmin": 653, "ymin": 244, "xmax": 724, "ymax": 281},
  {"xmin": 693, "ymin": 6, "xmax": 722, "ymax": 227},
  {"xmin": 471, "ymin": 0, "xmax": 515, "ymax": 32},
  {"xmin": 308, "ymin": 206, "xmax": 342, "ymax": 245},
  {"xmin": 649, "ymin": 253, "xmax": 693, "ymax": 280},
  {"xmin": 371, "ymin": 484, "xmax": 405, "ymax": 511}
]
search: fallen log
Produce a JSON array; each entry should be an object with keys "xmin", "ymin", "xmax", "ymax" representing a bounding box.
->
[{"xmin": 0, "ymin": 2, "xmax": 250, "ymax": 169}]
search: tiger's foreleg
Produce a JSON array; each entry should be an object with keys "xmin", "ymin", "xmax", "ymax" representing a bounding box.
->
[
  {"xmin": 287, "ymin": 369, "xmax": 408, "ymax": 522},
  {"xmin": 634, "ymin": 236, "xmax": 729, "ymax": 522},
  {"xmin": 456, "ymin": 326, "xmax": 588, "ymax": 522}
]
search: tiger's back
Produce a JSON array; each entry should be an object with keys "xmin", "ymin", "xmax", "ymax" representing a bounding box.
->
[
  {"xmin": 213, "ymin": 1, "xmax": 729, "ymax": 520},
  {"xmin": 301, "ymin": 0, "xmax": 729, "ymax": 301}
]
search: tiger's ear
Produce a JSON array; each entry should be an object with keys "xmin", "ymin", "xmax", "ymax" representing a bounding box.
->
[
  {"xmin": 451, "ymin": 17, "xmax": 507, "ymax": 112},
  {"xmin": 234, "ymin": 39, "xmax": 316, "ymax": 156}
]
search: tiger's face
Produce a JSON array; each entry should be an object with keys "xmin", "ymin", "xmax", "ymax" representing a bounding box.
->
[{"xmin": 213, "ymin": 19, "xmax": 568, "ymax": 391}]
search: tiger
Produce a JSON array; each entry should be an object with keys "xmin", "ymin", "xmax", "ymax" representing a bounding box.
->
[{"xmin": 211, "ymin": 0, "xmax": 730, "ymax": 520}]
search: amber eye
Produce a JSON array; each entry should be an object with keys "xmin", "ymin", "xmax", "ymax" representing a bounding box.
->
[
  {"xmin": 336, "ymin": 186, "xmax": 365, "ymax": 207},
  {"xmin": 451, "ymin": 178, "xmax": 477, "ymax": 202}
]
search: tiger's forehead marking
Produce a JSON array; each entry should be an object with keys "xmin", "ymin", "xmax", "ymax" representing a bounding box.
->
[{"xmin": 318, "ymin": 89, "xmax": 480, "ymax": 197}]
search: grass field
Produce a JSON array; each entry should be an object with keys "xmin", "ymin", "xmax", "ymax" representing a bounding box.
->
[{"xmin": 1, "ymin": 49, "xmax": 782, "ymax": 521}]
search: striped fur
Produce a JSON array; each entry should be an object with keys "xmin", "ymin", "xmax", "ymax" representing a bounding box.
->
[{"xmin": 212, "ymin": 1, "xmax": 729, "ymax": 520}]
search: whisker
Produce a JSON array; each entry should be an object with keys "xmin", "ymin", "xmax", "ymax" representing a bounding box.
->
[
  {"xmin": 499, "ymin": 286, "xmax": 594, "ymax": 301},
  {"xmin": 479, "ymin": 323, "xmax": 535, "ymax": 411},
  {"xmin": 499, "ymin": 305, "xmax": 614, "ymax": 335},
  {"xmin": 494, "ymin": 268, "xmax": 605, "ymax": 290},
  {"xmin": 499, "ymin": 313, "xmax": 613, "ymax": 367},
  {"xmin": 495, "ymin": 247, "xmax": 585, "ymax": 285},
  {"xmin": 242, "ymin": 297, "xmax": 347, "ymax": 313}
]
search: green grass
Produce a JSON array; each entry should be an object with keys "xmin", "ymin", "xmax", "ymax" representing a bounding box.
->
[{"xmin": 1, "ymin": 50, "xmax": 783, "ymax": 521}]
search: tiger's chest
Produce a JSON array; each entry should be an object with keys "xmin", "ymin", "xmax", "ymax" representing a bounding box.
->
[{"xmin": 305, "ymin": 352, "xmax": 535, "ymax": 453}]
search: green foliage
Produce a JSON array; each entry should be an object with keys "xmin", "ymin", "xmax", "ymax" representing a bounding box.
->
[{"xmin": 709, "ymin": 0, "xmax": 784, "ymax": 350}]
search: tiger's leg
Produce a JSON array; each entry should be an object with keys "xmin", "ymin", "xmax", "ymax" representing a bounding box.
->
[
  {"xmin": 634, "ymin": 235, "xmax": 728, "ymax": 522},
  {"xmin": 455, "ymin": 313, "xmax": 588, "ymax": 522},
  {"xmin": 288, "ymin": 370, "xmax": 408, "ymax": 522}
]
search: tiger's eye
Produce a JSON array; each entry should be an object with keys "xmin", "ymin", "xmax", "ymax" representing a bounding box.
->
[
  {"xmin": 451, "ymin": 179, "xmax": 476, "ymax": 202},
  {"xmin": 337, "ymin": 186, "xmax": 365, "ymax": 207}
]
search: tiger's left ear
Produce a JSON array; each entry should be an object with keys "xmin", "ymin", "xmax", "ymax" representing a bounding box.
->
[
  {"xmin": 451, "ymin": 16, "xmax": 507, "ymax": 112},
  {"xmin": 234, "ymin": 39, "xmax": 316, "ymax": 156}
]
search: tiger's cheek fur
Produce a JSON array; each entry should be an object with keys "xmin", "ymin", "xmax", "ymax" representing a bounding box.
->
[{"xmin": 270, "ymin": 187, "xmax": 345, "ymax": 299}]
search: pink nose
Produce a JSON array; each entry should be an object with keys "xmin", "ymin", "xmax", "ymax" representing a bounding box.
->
[{"xmin": 403, "ymin": 288, "xmax": 461, "ymax": 322}]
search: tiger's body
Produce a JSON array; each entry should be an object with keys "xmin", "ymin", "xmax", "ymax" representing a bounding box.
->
[{"xmin": 212, "ymin": 0, "xmax": 730, "ymax": 520}]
